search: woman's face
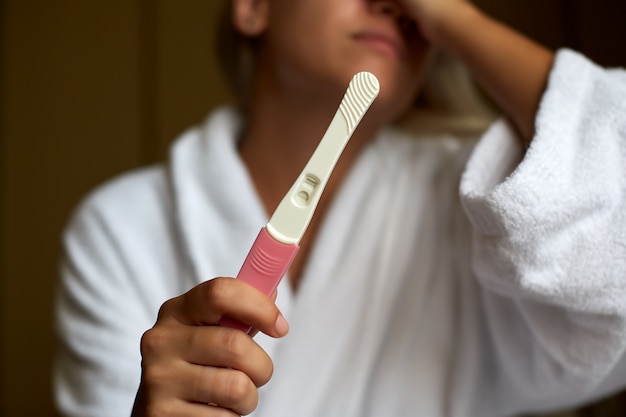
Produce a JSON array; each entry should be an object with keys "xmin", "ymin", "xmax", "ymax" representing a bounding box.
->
[{"xmin": 247, "ymin": 0, "xmax": 431, "ymax": 123}]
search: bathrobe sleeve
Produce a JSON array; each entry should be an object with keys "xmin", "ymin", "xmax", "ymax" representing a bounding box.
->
[{"xmin": 460, "ymin": 49, "xmax": 626, "ymax": 410}]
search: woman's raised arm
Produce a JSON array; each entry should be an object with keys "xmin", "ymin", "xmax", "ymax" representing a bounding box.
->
[{"xmin": 402, "ymin": 0, "xmax": 555, "ymax": 144}]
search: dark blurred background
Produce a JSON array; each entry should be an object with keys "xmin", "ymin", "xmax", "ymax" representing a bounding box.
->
[{"xmin": 1, "ymin": 1, "xmax": 625, "ymax": 416}]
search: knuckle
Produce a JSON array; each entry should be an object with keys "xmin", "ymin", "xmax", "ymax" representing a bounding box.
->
[
  {"xmin": 140, "ymin": 327, "xmax": 170, "ymax": 358},
  {"xmin": 156, "ymin": 298, "xmax": 177, "ymax": 320},
  {"xmin": 204, "ymin": 278, "xmax": 233, "ymax": 307},
  {"xmin": 220, "ymin": 330, "xmax": 251, "ymax": 363},
  {"xmin": 223, "ymin": 371, "xmax": 255, "ymax": 406}
]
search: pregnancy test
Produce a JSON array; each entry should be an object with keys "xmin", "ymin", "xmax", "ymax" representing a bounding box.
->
[{"xmin": 219, "ymin": 72, "xmax": 380, "ymax": 333}]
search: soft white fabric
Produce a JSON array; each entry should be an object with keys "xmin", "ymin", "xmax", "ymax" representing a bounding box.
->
[{"xmin": 54, "ymin": 49, "xmax": 626, "ymax": 417}]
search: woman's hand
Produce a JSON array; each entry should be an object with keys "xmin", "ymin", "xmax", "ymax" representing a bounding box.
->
[
  {"xmin": 131, "ymin": 278, "xmax": 289, "ymax": 417},
  {"xmin": 398, "ymin": 0, "xmax": 471, "ymax": 43}
]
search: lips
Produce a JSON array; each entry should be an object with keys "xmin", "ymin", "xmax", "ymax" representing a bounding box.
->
[{"xmin": 353, "ymin": 30, "xmax": 405, "ymax": 59}]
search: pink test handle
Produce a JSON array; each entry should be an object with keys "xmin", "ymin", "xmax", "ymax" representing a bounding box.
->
[{"xmin": 218, "ymin": 227, "xmax": 299, "ymax": 333}]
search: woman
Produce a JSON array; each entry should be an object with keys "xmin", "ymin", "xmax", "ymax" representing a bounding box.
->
[{"xmin": 54, "ymin": 0, "xmax": 626, "ymax": 416}]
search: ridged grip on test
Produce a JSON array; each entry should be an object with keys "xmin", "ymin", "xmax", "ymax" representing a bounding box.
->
[
  {"xmin": 218, "ymin": 228, "xmax": 299, "ymax": 333},
  {"xmin": 339, "ymin": 72, "xmax": 380, "ymax": 135}
]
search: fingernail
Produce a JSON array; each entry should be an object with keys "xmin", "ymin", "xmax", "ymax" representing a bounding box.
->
[{"xmin": 274, "ymin": 313, "xmax": 289, "ymax": 336}]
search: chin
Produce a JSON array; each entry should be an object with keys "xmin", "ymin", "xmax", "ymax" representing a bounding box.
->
[
  {"xmin": 368, "ymin": 94, "xmax": 412, "ymax": 126},
  {"xmin": 363, "ymin": 72, "xmax": 419, "ymax": 123}
]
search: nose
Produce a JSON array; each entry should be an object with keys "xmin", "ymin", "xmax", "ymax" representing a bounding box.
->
[{"xmin": 369, "ymin": 0, "xmax": 404, "ymax": 20}]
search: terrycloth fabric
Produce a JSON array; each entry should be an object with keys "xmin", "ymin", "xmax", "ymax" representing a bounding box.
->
[
  {"xmin": 54, "ymin": 49, "xmax": 626, "ymax": 417},
  {"xmin": 461, "ymin": 50, "xmax": 626, "ymax": 401}
]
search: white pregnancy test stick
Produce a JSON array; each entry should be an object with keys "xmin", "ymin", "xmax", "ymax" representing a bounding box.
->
[{"xmin": 219, "ymin": 72, "xmax": 380, "ymax": 332}]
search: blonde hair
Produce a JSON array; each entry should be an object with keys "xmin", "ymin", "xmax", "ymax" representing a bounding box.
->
[
  {"xmin": 215, "ymin": 0, "xmax": 499, "ymax": 137},
  {"xmin": 397, "ymin": 51, "xmax": 499, "ymax": 137}
]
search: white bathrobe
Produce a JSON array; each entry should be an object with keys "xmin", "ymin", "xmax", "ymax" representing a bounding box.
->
[{"xmin": 54, "ymin": 50, "xmax": 626, "ymax": 417}]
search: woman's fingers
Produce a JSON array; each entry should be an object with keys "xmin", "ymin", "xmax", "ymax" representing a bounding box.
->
[
  {"xmin": 139, "ymin": 323, "xmax": 272, "ymax": 416},
  {"xmin": 188, "ymin": 366, "xmax": 258, "ymax": 414},
  {"xmin": 161, "ymin": 278, "xmax": 288, "ymax": 338},
  {"xmin": 134, "ymin": 277, "xmax": 288, "ymax": 416},
  {"xmin": 397, "ymin": 0, "xmax": 469, "ymax": 41},
  {"xmin": 136, "ymin": 394, "xmax": 241, "ymax": 417},
  {"xmin": 161, "ymin": 402, "xmax": 240, "ymax": 417},
  {"xmin": 140, "ymin": 363, "xmax": 258, "ymax": 416},
  {"xmin": 185, "ymin": 325, "xmax": 275, "ymax": 387}
]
